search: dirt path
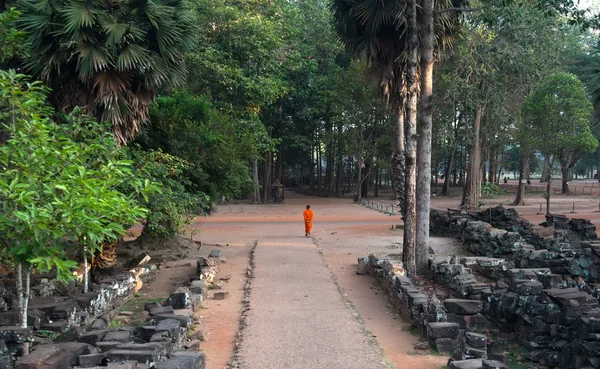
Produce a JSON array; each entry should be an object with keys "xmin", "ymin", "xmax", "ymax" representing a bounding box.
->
[
  {"xmin": 191, "ymin": 192, "xmax": 446, "ymax": 369},
  {"xmin": 237, "ymin": 238, "xmax": 389, "ymax": 369}
]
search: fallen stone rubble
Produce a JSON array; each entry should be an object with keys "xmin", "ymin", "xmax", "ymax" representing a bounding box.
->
[{"xmin": 0, "ymin": 249, "xmax": 224, "ymax": 369}]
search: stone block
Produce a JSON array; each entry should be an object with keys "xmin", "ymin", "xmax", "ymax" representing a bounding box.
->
[
  {"xmin": 155, "ymin": 351, "xmax": 205, "ymax": 369},
  {"xmin": 0, "ymin": 311, "xmax": 41, "ymax": 329},
  {"xmin": 103, "ymin": 331, "xmax": 132, "ymax": 343},
  {"xmin": 447, "ymin": 313, "xmax": 490, "ymax": 331},
  {"xmin": 544, "ymin": 288, "xmax": 598, "ymax": 308},
  {"xmin": 466, "ymin": 332, "xmax": 487, "ymax": 349},
  {"xmin": 152, "ymin": 314, "xmax": 191, "ymax": 328},
  {"xmin": 16, "ymin": 343, "xmax": 94, "ymax": 369},
  {"xmin": 90, "ymin": 319, "xmax": 107, "ymax": 331},
  {"xmin": 516, "ymin": 281, "xmax": 543, "ymax": 296},
  {"xmin": 143, "ymin": 302, "xmax": 162, "ymax": 313},
  {"xmin": 434, "ymin": 338, "xmax": 457, "ymax": 354},
  {"xmin": 189, "ymin": 280, "xmax": 207, "ymax": 296},
  {"xmin": 95, "ymin": 342, "xmax": 121, "ymax": 353},
  {"xmin": 78, "ymin": 353, "xmax": 106, "ymax": 367},
  {"xmin": 487, "ymin": 339, "xmax": 507, "ymax": 357},
  {"xmin": 155, "ymin": 319, "xmax": 181, "ymax": 339},
  {"xmin": 540, "ymin": 351, "xmax": 561, "ymax": 368},
  {"xmin": 357, "ymin": 258, "xmax": 368, "ymax": 275},
  {"xmin": 54, "ymin": 327, "xmax": 84, "ymax": 343},
  {"xmin": 115, "ymin": 343, "xmax": 169, "ymax": 360},
  {"xmin": 444, "ymin": 299, "xmax": 483, "ymax": 315},
  {"xmin": 184, "ymin": 340, "xmax": 201, "ymax": 351},
  {"xmin": 0, "ymin": 327, "xmax": 32, "ymax": 343},
  {"xmin": 78, "ymin": 331, "xmax": 107, "ymax": 346},
  {"xmin": 448, "ymin": 359, "xmax": 483, "ymax": 369},
  {"xmin": 149, "ymin": 306, "xmax": 174, "ymax": 316},
  {"xmin": 0, "ymin": 356, "xmax": 9, "ymax": 369},
  {"xmin": 213, "ymin": 291, "xmax": 229, "ymax": 300},
  {"xmin": 464, "ymin": 345, "xmax": 488, "ymax": 360},
  {"xmin": 482, "ymin": 360, "xmax": 507, "ymax": 369},
  {"xmin": 208, "ymin": 250, "xmax": 222, "ymax": 258},
  {"xmin": 427, "ymin": 322, "xmax": 460, "ymax": 340},
  {"xmin": 168, "ymin": 291, "xmax": 192, "ymax": 310},
  {"xmin": 134, "ymin": 327, "xmax": 156, "ymax": 343},
  {"xmin": 105, "ymin": 350, "xmax": 158, "ymax": 364},
  {"xmin": 150, "ymin": 333, "xmax": 170, "ymax": 343}
]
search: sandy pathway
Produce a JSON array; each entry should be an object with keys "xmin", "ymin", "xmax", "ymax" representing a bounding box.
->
[{"xmin": 238, "ymin": 237, "xmax": 390, "ymax": 369}]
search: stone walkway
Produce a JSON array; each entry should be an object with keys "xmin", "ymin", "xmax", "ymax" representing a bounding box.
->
[{"xmin": 237, "ymin": 237, "xmax": 390, "ymax": 369}]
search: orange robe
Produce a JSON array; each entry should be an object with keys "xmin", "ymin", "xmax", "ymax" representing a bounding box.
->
[{"xmin": 303, "ymin": 209, "xmax": 314, "ymax": 234}]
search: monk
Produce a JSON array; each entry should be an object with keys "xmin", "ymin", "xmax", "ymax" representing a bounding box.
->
[{"xmin": 303, "ymin": 205, "xmax": 314, "ymax": 237}]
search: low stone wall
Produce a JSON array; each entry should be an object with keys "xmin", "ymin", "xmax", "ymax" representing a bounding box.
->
[
  {"xmin": 0, "ymin": 250, "xmax": 222, "ymax": 369},
  {"xmin": 359, "ymin": 255, "xmax": 507, "ymax": 369}
]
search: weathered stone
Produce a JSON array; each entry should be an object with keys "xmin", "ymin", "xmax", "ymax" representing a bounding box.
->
[
  {"xmin": 149, "ymin": 306, "xmax": 174, "ymax": 316},
  {"xmin": 16, "ymin": 343, "xmax": 94, "ymax": 369},
  {"xmin": 357, "ymin": 258, "xmax": 368, "ymax": 275},
  {"xmin": 447, "ymin": 314, "xmax": 490, "ymax": 331},
  {"xmin": 427, "ymin": 322, "xmax": 460, "ymax": 340},
  {"xmin": 150, "ymin": 333, "xmax": 170, "ymax": 343},
  {"xmin": 487, "ymin": 339, "xmax": 507, "ymax": 356},
  {"xmin": 115, "ymin": 343, "xmax": 169, "ymax": 360},
  {"xmin": 482, "ymin": 360, "xmax": 507, "ymax": 369},
  {"xmin": 0, "ymin": 327, "xmax": 32, "ymax": 343},
  {"xmin": 213, "ymin": 291, "xmax": 229, "ymax": 300},
  {"xmin": 544, "ymin": 288, "xmax": 598, "ymax": 308},
  {"xmin": 184, "ymin": 340, "xmax": 201, "ymax": 351},
  {"xmin": 103, "ymin": 331, "xmax": 132, "ymax": 343},
  {"xmin": 168, "ymin": 291, "xmax": 192, "ymax": 310},
  {"xmin": 78, "ymin": 331, "xmax": 107, "ymax": 345},
  {"xmin": 434, "ymin": 338, "xmax": 457, "ymax": 354},
  {"xmin": 152, "ymin": 314, "xmax": 191, "ymax": 328},
  {"xmin": 54, "ymin": 327, "xmax": 84, "ymax": 343},
  {"xmin": 0, "ymin": 311, "xmax": 41, "ymax": 329},
  {"xmin": 516, "ymin": 281, "xmax": 544, "ymax": 296},
  {"xmin": 105, "ymin": 350, "xmax": 158, "ymax": 364},
  {"xmin": 466, "ymin": 332, "xmax": 487, "ymax": 349},
  {"xmin": 448, "ymin": 359, "xmax": 483, "ymax": 369},
  {"xmin": 143, "ymin": 302, "xmax": 162, "ymax": 313},
  {"xmin": 525, "ymin": 349, "xmax": 548, "ymax": 362},
  {"xmin": 90, "ymin": 319, "xmax": 107, "ymax": 331},
  {"xmin": 540, "ymin": 351, "xmax": 561, "ymax": 367},
  {"xmin": 189, "ymin": 280, "xmax": 207, "ymax": 296},
  {"xmin": 130, "ymin": 253, "xmax": 151, "ymax": 268},
  {"xmin": 464, "ymin": 345, "xmax": 488, "ymax": 360},
  {"xmin": 0, "ymin": 356, "xmax": 9, "ymax": 369},
  {"xmin": 78, "ymin": 353, "xmax": 106, "ymax": 367},
  {"xmin": 155, "ymin": 319, "xmax": 181, "ymax": 339},
  {"xmin": 444, "ymin": 299, "xmax": 483, "ymax": 315},
  {"xmin": 155, "ymin": 351, "xmax": 205, "ymax": 369},
  {"xmin": 95, "ymin": 342, "xmax": 121, "ymax": 353},
  {"xmin": 208, "ymin": 250, "xmax": 222, "ymax": 258}
]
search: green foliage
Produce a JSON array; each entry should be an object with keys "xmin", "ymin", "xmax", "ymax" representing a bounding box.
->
[
  {"xmin": 19, "ymin": 0, "xmax": 196, "ymax": 145},
  {"xmin": 481, "ymin": 183, "xmax": 500, "ymax": 198},
  {"xmin": 0, "ymin": 8, "xmax": 27, "ymax": 63},
  {"xmin": 138, "ymin": 91, "xmax": 267, "ymax": 200},
  {"xmin": 0, "ymin": 70, "xmax": 151, "ymax": 280},
  {"xmin": 520, "ymin": 72, "xmax": 597, "ymax": 156},
  {"xmin": 127, "ymin": 148, "xmax": 208, "ymax": 238}
]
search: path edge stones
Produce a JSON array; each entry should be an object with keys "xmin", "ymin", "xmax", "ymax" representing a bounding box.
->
[{"xmin": 228, "ymin": 240, "xmax": 257, "ymax": 369}]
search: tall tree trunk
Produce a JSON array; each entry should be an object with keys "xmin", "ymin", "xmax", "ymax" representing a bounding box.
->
[
  {"xmin": 540, "ymin": 155, "xmax": 551, "ymax": 183},
  {"xmin": 561, "ymin": 166, "xmax": 570, "ymax": 194},
  {"xmin": 375, "ymin": 161, "xmax": 380, "ymax": 198},
  {"xmin": 356, "ymin": 155, "xmax": 363, "ymax": 203},
  {"xmin": 512, "ymin": 150, "xmax": 528, "ymax": 206},
  {"xmin": 461, "ymin": 106, "xmax": 484, "ymax": 208},
  {"xmin": 416, "ymin": 0, "xmax": 434, "ymax": 275},
  {"xmin": 546, "ymin": 156, "xmax": 554, "ymax": 215},
  {"xmin": 442, "ymin": 146, "xmax": 455, "ymax": 196},
  {"xmin": 335, "ymin": 157, "xmax": 342, "ymax": 195},
  {"xmin": 489, "ymin": 148, "xmax": 496, "ymax": 184},
  {"xmin": 252, "ymin": 159, "xmax": 261, "ymax": 203},
  {"xmin": 361, "ymin": 159, "xmax": 371, "ymax": 198},
  {"xmin": 391, "ymin": 106, "xmax": 406, "ymax": 215},
  {"xmin": 403, "ymin": 0, "xmax": 418, "ymax": 279},
  {"xmin": 263, "ymin": 152, "xmax": 272, "ymax": 204}
]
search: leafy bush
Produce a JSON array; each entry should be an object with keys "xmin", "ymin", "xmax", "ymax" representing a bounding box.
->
[
  {"xmin": 481, "ymin": 183, "xmax": 500, "ymax": 198},
  {"xmin": 127, "ymin": 148, "xmax": 209, "ymax": 238}
]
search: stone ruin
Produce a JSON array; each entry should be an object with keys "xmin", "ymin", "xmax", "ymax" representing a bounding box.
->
[
  {"xmin": 360, "ymin": 206, "xmax": 600, "ymax": 369},
  {"xmin": 0, "ymin": 250, "xmax": 224, "ymax": 369}
]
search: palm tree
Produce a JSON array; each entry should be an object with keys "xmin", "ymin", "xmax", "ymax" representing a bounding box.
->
[
  {"xmin": 331, "ymin": 0, "xmax": 464, "ymax": 276},
  {"xmin": 19, "ymin": 0, "xmax": 195, "ymax": 145}
]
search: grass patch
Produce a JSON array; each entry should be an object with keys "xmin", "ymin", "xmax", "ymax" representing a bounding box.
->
[
  {"xmin": 506, "ymin": 340, "xmax": 529, "ymax": 369},
  {"xmin": 408, "ymin": 348, "xmax": 444, "ymax": 356},
  {"xmin": 37, "ymin": 330, "xmax": 60, "ymax": 340},
  {"xmin": 119, "ymin": 296, "xmax": 165, "ymax": 313}
]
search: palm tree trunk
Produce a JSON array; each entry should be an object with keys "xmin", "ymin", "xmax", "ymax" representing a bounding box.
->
[
  {"xmin": 391, "ymin": 106, "xmax": 406, "ymax": 215},
  {"xmin": 403, "ymin": 0, "xmax": 418, "ymax": 279},
  {"xmin": 416, "ymin": 0, "xmax": 434, "ymax": 275}
]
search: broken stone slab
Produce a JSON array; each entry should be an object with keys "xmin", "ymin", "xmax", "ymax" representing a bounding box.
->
[
  {"xmin": 357, "ymin": 257, "xmax": 368, "ymax": 275},
  {"xmin": 444, "ymin": 299, "xmax": 483, "ymax": 315},
  {"xmin": 213, "ymin": 291, "xmax": 229, "ymax": 300},
  {"xmin": 427, "ymin": 322, "xmax": 460, "ymax": 340},
  {"xmin": 16, "ymin": 342, "xmax": 95, "ymax": 369},
  {"xmin": 515, "ymin": 281, "xmax": 544, "ymax": 296},
  {"xmin": 150, "ymin": 333, "xmax": 170, "ymax": 343},
  {"xmin": 0, "ymin": 327, "xmax": 32, "ymax": 344},
  {"xmin": 105, "ymin": 350, "xmax": 158, "ymax": 365},
  {"xmin": 544, "ymin": 288, "xmax": 599, "ymax": 308},
  {"xmin": 115, "ymin": 343, "xmax": 170, "ymax": 360},
  {"xmin": 78, "ymin": 331, "xmax": 107, "ymax": 346},
  {"xmin": 143, "ymin": 302, "xmax": 162, "ymax": 313},
  {"xmin": 134, "ymin": 327, "xmax": 156, "ymax": 343},
  {"xmin": 78, "ymin": 353, "xmax": 106, "ymax": 368},
  {"xmin": 152, "ymin": 314, "xmax": 191, "ymax": 328},
  {"xmin": 448, "ymin": 359, "xmax": 483, "ymax": 369},
  {"xmin": 96, "ymin": 342, "xmax": 122, "ymax": 353},
  {"xmin": 90, "ymin": 319, "xmax": 107, "ymax": 331},
  {"xmin": 434, "ymin": 338, "xmax": 457, "ymax": 354},
  {"xmin": 168, "ymin": 288, "xmax": 199, "ymax": 309},
  {"xmin": 184, "ymin": 340, "xmax": 200, "ymax": 351},
  {"xmin": 482, "ymin": 360, "xmax": 507, "ymax": 369},
  {"xmin": 208, "ymin": 250, "xmax": 222, "ymax": 258},
  {"xmin": 130, "ymin": 253, "xmax": 151, "ymax": 268},
  {"xmin": 463, "ymin": 345, "xmax": 488, "ymax": 360},
  {"xmin": 189, "ymin": 280, "xmax": 207, "ymax": 296},
  {"xmin": 55, "ymin": 327, "xmax": 84, "ymax": 343},
  {"xmin": 155, "ymin": 319, "xmax": 182, "ymax": 339},
  {"xmin": 149, "ymin": 306, "xmax": 174, "ymax": 316},
  {"xmin": 103, "ymin": 331, "xmax": 132, "ymax": 344},
  {"xmin": 0, "ymin": 311, "xmax": 41, "ymax": 330},
  {"xmin": 447, "ymin": 314, "xmax": 490, "ymax": 331},
  {"xmin": 155, "ymin": 351, "xmax": 206, "ymax": 369},
  {"xmin": 465, "ymin": 332, "xmax": 487, "ymax": 349}
]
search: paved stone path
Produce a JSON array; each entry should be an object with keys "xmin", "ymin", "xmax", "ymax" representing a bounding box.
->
[{"xmin": 237, "ymin": 237, "xmax": 390, "ymax": 369}]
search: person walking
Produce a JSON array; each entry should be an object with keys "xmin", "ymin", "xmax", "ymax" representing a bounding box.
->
[{"xmin": 303, "ymin": 205, "xmax": 314, "ymax": 237}]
